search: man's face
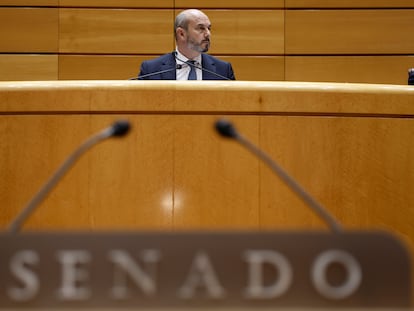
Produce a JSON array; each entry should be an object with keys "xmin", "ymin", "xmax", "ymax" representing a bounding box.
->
[{"xmin": 184, "ymin": 14, "xmax": 211, "ymax": 53}]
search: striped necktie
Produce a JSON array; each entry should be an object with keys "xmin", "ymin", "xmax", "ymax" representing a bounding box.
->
[{"xmin": 187, "ymin": 61, "xmax": 197, "ymax": 80}]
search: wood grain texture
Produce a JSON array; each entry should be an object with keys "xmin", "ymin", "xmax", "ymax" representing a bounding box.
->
[
  {"xmin": 219, "ymin": 56, "xmax": 285, "ymax": 81},
  {"xmin": 59, "ymin": 0, "xmax": 173, "ymax": 8},
  {"xmin": 286, "ymin": 9, "xmax": 414, "ymax": 54},
  {"xmin": 285, "ymin": 56, "xmax": 414, "ymax": 85},
  {"xmin": 1, "ymin": 82, "xmax": 414, "ymax": 292},
  {"xmin": 58, "ymin": 9, "xmax": 284, "ymax": 55},
  {"xmin": 0, "ymin": 54, "xmax": 58, "ymax": 81},
  {"xmin": 175, "ymin": 0, "xmax": 284, "ymax": 8},
  {"xmin": 0, "ymin": 81, "xmax": 413, "ymax": 242},
  {"xmin": 87, "ymin": 115, "xmax": 175, "ymax": 230},
  {"xmin": 1, "ymin": 4, "xmax": 413, "ymax": 84},
  {"xmin": 58, "ymin": 55, "xmax": 144, "ymax": 80},
  {"xmin": 59, "ymin": 9, "xmax": 174, "ymax": 54},
  {"xmin": 1, "ymin": 81, "xmax": 414, "ymax": 277},
  {"xmin": 172, "ymin": 115, "xmax": 261, "ymax": 229},
  {"xmin": 58, "ymin": 55, "xmax": 284, "ymax": 81},
  {"xmin": 259, "ymin": 116, "xmax": 414, "ymax": 232},
  {"xmin": 286, "ymin": 0, "xmax": 414, "ymax": 8},
  {"xmin": 0, "ymin": 0, "xmax": 57, "ymax": 5},
  {"xmin": 0, "ymin": 116, "xmax": 92, "ymax": 230},
  {"xmin": 0, "ymin": 7, "xmax": 58, "ymax": 53},
  {"xmin": 1, "ymin": 81, "xmax": 414, "ymax": 114},
  {"xmin": 202, "ymin": 9, "xmax": 284, "ymax": 55}
]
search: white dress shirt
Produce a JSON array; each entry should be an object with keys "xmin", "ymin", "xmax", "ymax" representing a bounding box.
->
[{"xmin": 175, "ymin": 50, "xmax": 202, "ymax": 81}]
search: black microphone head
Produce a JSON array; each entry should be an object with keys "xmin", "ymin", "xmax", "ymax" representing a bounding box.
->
[
  {"xmin": 215, "ymin": 119, "xmax": 238, "ymax": 139},
  {"xmin": 111, "ymin": 120, "xmax": 131, "ymax": 137},
  {"xmin": 409, "ymin": 68, "xmax": 414, "ymax": 85}
]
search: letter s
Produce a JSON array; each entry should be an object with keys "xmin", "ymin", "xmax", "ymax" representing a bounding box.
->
[{"xmin": 8, "ymin": 250, "xmax": 40, "ymax": 301}]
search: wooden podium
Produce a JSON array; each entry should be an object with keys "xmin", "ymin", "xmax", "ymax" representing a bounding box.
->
[
  {"xmin": 1, "ymin": 81, "xmax": 413, "ymax": 231},
  {"xmin": 0, "ymin": 80, "xmax": 414, "ymax": 307}
]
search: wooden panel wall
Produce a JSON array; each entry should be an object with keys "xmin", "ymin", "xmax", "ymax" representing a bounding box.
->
[
  {"xmin": 0, "ymin": 1, "xmax": 413, "ymax": 83},
  {"xmin": 285, "ymin": 1, "xmax": 414, "ymax": 84},
  {"xmin": 0, "ymin": 7, "xmax": 58, "ymax": 52}
]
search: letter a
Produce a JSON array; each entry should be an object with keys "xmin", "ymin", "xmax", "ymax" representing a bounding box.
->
[{"xmin": 178, "ymin": 251, "xmax": 225, "ymax": 299}]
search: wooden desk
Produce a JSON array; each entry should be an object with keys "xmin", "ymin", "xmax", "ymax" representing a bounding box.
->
[{"xmin": 0, "ymin": 80, "xmax": 413, "ymax": 239}]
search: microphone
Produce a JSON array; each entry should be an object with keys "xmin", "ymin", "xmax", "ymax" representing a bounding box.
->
[
  {"xmin": 8, "ymin": 120, "xmax": 131, "ymax": 234},
  {"xmin": 408, "ymin": 68, "xmax": 414, "ymax": 85},
  {"xmin": 215, "ymin": 119, "xmax": 342, "ymax": 233},
  {"xmin": 130, "ymin": 64, "xmax": 182, "ymax": 80},
  {"xmin": 174, "ymin": 52, "xmax": 232, "ymax": 81}
]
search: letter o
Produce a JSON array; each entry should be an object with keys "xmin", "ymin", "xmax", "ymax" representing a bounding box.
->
[{"xmin": 311, "ymin": 249, "xmax": 362, "ymax": 300}]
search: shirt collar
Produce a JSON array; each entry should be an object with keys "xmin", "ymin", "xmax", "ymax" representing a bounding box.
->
[{"xmin": 175, "ymin": 49, "xmax": 202, "ymax": 67}]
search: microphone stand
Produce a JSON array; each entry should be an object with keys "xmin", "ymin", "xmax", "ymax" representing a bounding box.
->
[
  {"xmin": 130, "ymin": 65, "xmax": 182, "ymax": 80},
  {"xmin": 8, "ymin": 121, "xmax": 130, "ymax": 234},
  {"xmin": 174, "ymin": 52, "xmax": 231, "ymax": 81},
  {"xmin": 215, "ymin": 119, "xmax": 342, "ymax": 233}
]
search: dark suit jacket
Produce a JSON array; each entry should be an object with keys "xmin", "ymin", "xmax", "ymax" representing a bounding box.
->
[{"xmin": 138, "ymin": 52, "xmax": 235, "ymax": 80}]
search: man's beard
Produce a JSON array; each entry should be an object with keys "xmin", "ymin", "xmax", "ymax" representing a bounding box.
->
[{"xmin": 188, "ymin": 38, "xmax": 210, "ymax": 53}]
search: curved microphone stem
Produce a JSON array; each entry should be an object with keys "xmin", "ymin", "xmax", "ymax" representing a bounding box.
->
[
  {"xmin": 8, "ymin": 122, "xmax": 129, "ymax": 234},
  {"xmin": 174, "ymin": 52, "xmax": 231, "ymax": 81},
  {"xmin": 130, "ymin": 65, "xmax": 181, "ymax": 80},
  {"xmin": 215, "ymin": 119, "xmax": 342, "ymax": 233},
  {"xmin": 238, "ymin": 135, "xmax": 342, "ymax": 233}
]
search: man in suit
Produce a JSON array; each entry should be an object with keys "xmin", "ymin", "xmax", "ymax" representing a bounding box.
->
[{"xmin": 138, "ymin": 9, "xmax": 235, "ymax": 80}]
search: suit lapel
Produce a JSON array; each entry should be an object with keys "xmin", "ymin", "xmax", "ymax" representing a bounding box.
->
[
  {"xmin": 160, "ymin": 53, "xmax": 176, "ymax": 80},
  {"xmin": 201, "ymin": 54, "xmax": 217, "ymax": 80}
]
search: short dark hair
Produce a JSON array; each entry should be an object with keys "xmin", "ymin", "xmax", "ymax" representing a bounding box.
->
[{"xmin": 174, "ymin": 11, "xmax": 190, "ymax": 39}]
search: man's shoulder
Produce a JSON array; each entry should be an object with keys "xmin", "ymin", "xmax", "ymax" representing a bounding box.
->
[
  {"xmin": 142, "ymin": 53, "xmax": 174, "ymax": 66},
  {"xmin": 202, "ymin": 53, "xmax": 231, "ymax": 66}
]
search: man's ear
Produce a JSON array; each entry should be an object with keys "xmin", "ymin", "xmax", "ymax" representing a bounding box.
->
[{"xmin": 177, "ymin": 27, "xmax": 186, "ymax": 39}]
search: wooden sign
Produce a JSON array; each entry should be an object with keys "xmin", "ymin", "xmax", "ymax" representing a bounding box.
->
[{"xmin": 0, "ymin": 231, "xmax": 411, "ymax": 309}]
